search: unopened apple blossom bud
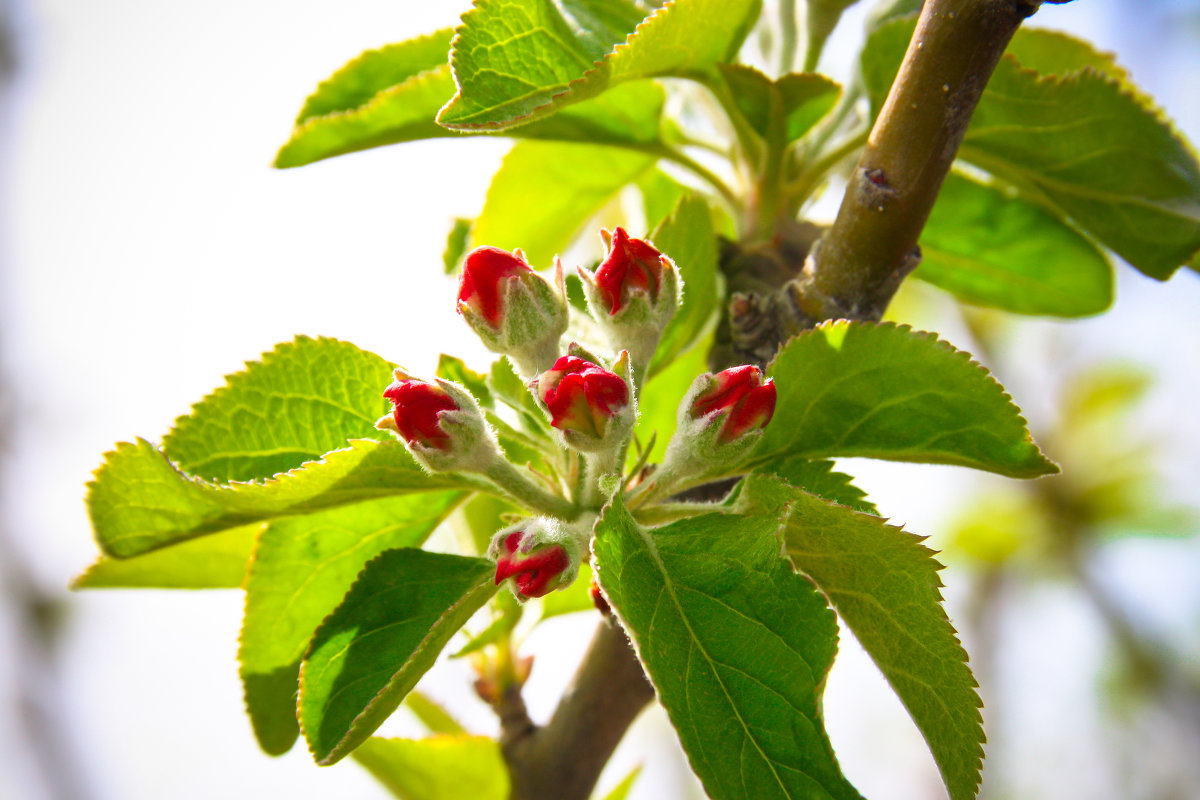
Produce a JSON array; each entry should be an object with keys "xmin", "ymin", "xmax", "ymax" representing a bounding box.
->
[
  {"xmin": 532, "ymin": 351, "xmax": 634, "ymax": 453},
  {"xmin": 488, "ymin": 518, "xmax": 581, "ymax": 599},
  {"xmin": 377, "ymin": 369, "xmax": 499, "ymax": 472},
  {"xmin": 660, "ymin": 366, "xmax": 777, "ymax": 476},
  {"xmin": 578, "ymin": 228, "xmax": 680, "ymax": 375},
  {"xmin": 456, "ymin": 246, "xmax": 568, "ymax": 377}
]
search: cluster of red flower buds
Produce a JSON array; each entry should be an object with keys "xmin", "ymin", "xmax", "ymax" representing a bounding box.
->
[{"xmin": 379, "ymin": 228, "xmax": 778, "ymax": 601}]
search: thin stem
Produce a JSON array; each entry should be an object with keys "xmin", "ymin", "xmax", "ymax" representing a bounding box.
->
[
  {"xmin": 785, "ymin": 126, "xmax": 870, "ymax": 209},
  {"xmin": 652, "ymin": 144, "xmax": 741, "ymax": 210},
  {"xmin": 483, "ymin": 459, "xmax": 578, "ymax": 519},
  {"xmin": 778, "ymin": 0, "xmax": 798, "ymax": 75},
  {"xmin": 634, "ymin": 501, "xmax": 719, "ymax": 526}
]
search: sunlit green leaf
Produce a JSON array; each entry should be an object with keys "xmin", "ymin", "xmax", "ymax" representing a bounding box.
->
[
  {"xmin": 750, "ymin": 321, "xmax": 1056, "ymax": 478},
  {"xmin": 635, "ymin": 334, "xmax": 710, "ymax": 464},
  {"xmin": 87, "ymin": 438, "xmax": 474, "ymax": 558},
  {"xmin": 438, "ymin": 0, "xmax": 760, "ymax": 130},
  {"xmin": 403, "ymin": 692, "xmax": 466, "ymax": 736},
  {"xmin": 352, "ymin": 736, "xmax": 508, "ymax": 800},
  {"xmin": 648, "ymin": 196, "xmax": 720, "ymax": 377},
  {"xmin": 72, "ymin": 523, "xmax": 257, "ymax": 590},
  {"xmin": 918, "ymin": 172, "xmax": 1112, "ymax": 317},
  {"xmin": 161, "ymin": 336, "xmax": 394, "ymax": 483},
  {"xmin": 472, "ymin": 141, "xmax": 657, "ymax": 268},
  {"xmin": 593, "ymin": 497, "xmax": 862, "ymax": 800},
  {"xmin": 239, "ymin": 492, "xmax": 464, "ymax": 755},
  {"xmin": 299, "ymin": 548, "xmax": 495, "ymax": 764},
  {"xmin": 736, "ymin": 475, "xmax": 983, "ymax": 800},
  {"xmin": 717, "ymin": 65, "xmax": 840, "ymax": 144},
  {"xmin": 443, "ymin": 218, "xmax": 473, "ymax": 275}
]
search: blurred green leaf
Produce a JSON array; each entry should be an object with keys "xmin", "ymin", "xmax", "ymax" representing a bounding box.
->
[
  {"xmin": 599, "ymin": 766, "xmax": 643, "ymax": 800},
  {"xmin": 918, "ymin": 172, "xmax": 1112, "ymax": 317},
  {"xmin": 736, "ymin": 475, "xmax": 983, "ymax": 800},
  {"xmin": 717, "ymin": 65, "xmax": 840, "ymax": 144},
  {"xmin": 594, "ymin": 497, "xmax": 861, "ymax": 800},
  {"xmin": 72, "ymin": 523, "xmax": 257, "ymax": 590},
  {"xmin": 353, "ymin": 736, "xmax": 508, "ymax": 800},
  {"xmin": 299, "ymin": 548, "xmax": 496, "ymax": 765},
  {"xmin": 539, "ymin": 562, "xmax": 597, "ymax": 619},
  {"xmin": 638, "ymin": 169, "xmax": 688, "ymax": 231},
  {"xmin": 751, "ymin": 321, "xmax": 1057, "ymax": 478},
  {"xmin": 473, "ymin": 141, "xmax": 657, "ymax": 268},
  {"xmin": 403, "ymin": 692, "xmax": 466, "ymax": 736},
  {"xmin": 635, "ymin": 334, "xmax": 710, "ymax": 465},
  {"xmin": 239, "ymin": 492, "xmax": 463, "ymax": 755},
  {"xmin": 443, "ymin": 218, "xmax": 473, "ymax": 275},
  {"xmin": 648, "ymin": 196, "xmax": 721, "ymax": 377}
]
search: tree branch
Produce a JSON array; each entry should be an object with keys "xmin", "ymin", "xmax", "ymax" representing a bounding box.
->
[
  {"xmin": 797, "ymin": 0, "xmax": 1041, "ymax": 321},
  {"xmin": 500, "ymin": 620, "xmax": 655, "ymax": 800}
]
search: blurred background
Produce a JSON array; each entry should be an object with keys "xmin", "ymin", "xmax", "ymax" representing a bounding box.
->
[{"xmin": 1, "ymin": 1, "xmax": 1198, "ymax": 798}]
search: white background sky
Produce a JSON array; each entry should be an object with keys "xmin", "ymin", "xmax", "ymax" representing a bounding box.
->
[{"xmin": 3, "ymin": 1, "xmax": 1199, "ymax": 799}]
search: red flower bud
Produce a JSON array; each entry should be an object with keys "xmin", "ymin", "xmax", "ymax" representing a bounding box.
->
[
  {"xmin": 593, "ymin": 227, "xmax": 667, "ymax": 315},
  {"xmin": 493, "ymin": 531, "xmax": 572, "ymax": 598},
  {"xmin": 457, "ymin": 246, "xmax": 534, "ymax": 327},
  {"xmin": 690, "ymin": 366, "xmax": 777, "ymax": 444},
  {"xmin": 382, "ymin": 378, "xmax": 459, "ymax": 450},
  {"xmin": 534, "ymin": 355, "xmax": 630, "ymax": 440}
]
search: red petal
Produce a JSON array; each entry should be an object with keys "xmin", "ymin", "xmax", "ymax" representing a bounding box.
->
[{"xmin": 457, "ymin": 247, "xmax": 531, "ymax": 326}]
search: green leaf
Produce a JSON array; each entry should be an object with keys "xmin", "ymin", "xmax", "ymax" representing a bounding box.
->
[
  {"xmin": 88, "ymin": 438, "xmax": 473, "ymax": 558},
  {"xmin": 294, "ymin": 31, "xmax": 454, "ymax": 124},
  {"xmin": 443, "ymin": 218, "xmax": 473, "ymax": 275},
  {"xmin": 279, "ymin": 61, "xmax": 668, "ymax": 168},
  {"xmin": 438, "ymin": 0, "xmax": 761, "ymax": 130},
  {"xmin": 472, "ymin": 140, "xmax": 657, "ymax": 268},
  {"xmin": 1000, "ymin": 27, "xmax": 1126, "ymax": 81},
  {"xmin": 635, "ymin": 333, "xmax": 710, "ymax": 464},
  {"xmin": 737, "ymin": 475, "xmax": 983, "ymax": 800},
  {"xmin": 600, "ymin": 766, "xmax": 643, "ymax": 800},
  {"xmin": 239, "ymin": 492, "xmax": 464, "ymax": 755},
  {"xmin": 437, "ymin": 0, "xmax": 655, "ymax": 129},
  {"xmin": 72, "ymin": 523, "xmax": 257, "ymax": 590},
  {"xmin": 161, "ymin": 336, "xmax": 394, "ymax": 483},
  {"xmin": 403, "ymin": 692, "xmax": 466, "ymax": 736},
  {"xmin": 717, "ymin": 66, "xmax": 840, "ymax": 144},
  {"xmin": 862, "ymin": 20, "xmax": 1200, "ymax": 280},
  {"xmin": 647, "ymin": 196, "xmax": 720, "ymax": 377},
  {"xmin": 917, "ymin": 172, "xmax": 1113, "ymax": 317},
  {"xmin": 751, "ymin": 321, "xmax": 1056, "ymax": 478},
  {"xmin": 538, "ymin": 562, "xmax": 597, "ymax": 619},
  {"xmin": 437, "ymin": 354, "xmax": 493, "ymax": 408},
  {"xmin": 638, "ymin": 169, "xmax": 689, "ymax": 230},
  {"xmin": 276, "ymin": 66, "xmax": 455, "ymax": 168},
  {"xmin": 352, "ymin": 736, "xmax": 508, "ymax": 800},
  {"xmin": 299, "ymin": 548, "xmax": 496, "ymax": 765},
  {"xmin": 593, "ymin": 497, "xmax": 862, "ymax": 800},
  {"xmin": 757, "ymin": 457, "xmax": 876, "ymax": 514}
]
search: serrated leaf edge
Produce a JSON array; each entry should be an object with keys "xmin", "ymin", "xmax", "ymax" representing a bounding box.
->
[
  {"xmin": 775, "ymin": 488, "xmax": 985, "ymax": 800},
  {"xmin": 762, "ymin": 320, "xmax": 1058, "ymax": 478}
]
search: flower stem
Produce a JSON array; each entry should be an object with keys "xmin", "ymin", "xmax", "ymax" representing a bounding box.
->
[{"xmin": 483, "ymin": 459, "xmax": 578, "ymax": 519}]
